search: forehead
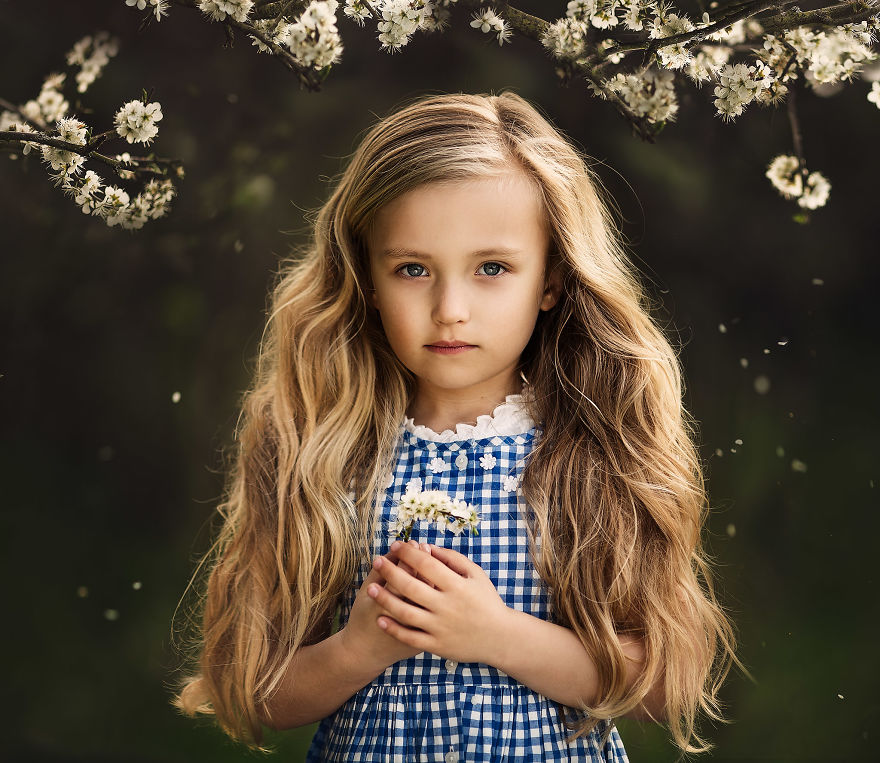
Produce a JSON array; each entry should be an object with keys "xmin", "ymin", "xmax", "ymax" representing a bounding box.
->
[{"xmin": 367, "ymin": 172, "xmax": 548, "ymax": 251}]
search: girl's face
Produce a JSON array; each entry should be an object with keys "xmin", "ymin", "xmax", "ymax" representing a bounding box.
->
[{"xmin": 366, "ymin": 171, "xmax": 561, "ymax": 406}]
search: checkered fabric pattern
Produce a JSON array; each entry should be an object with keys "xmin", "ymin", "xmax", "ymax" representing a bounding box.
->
[{"xmin": 306, "ymin": 419, "xmax": 629, "ymax": 762}]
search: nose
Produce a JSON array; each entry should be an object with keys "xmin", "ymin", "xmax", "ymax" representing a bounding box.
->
[{"xmin": 431, "ymin": 279, "xmax": 470, "ymax": 325}]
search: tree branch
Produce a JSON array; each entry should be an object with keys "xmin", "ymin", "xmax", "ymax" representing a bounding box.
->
[{"xmin": 0, "ymin": 130, "xmax": 182, "ymax": 178}]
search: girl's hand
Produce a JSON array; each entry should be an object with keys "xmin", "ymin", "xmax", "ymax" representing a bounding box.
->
[
  {"xmin": 339, "ymin": 540, "xmax": 431, "ymax": 674},
  {"xmin": 367, "ymin": 541, "xmax": 510, "ymax": 666}
]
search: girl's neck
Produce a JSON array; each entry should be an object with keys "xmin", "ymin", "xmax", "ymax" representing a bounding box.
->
[{"xmin": 405, "ymin": 379, "xmax": 525, "ymax": 433}]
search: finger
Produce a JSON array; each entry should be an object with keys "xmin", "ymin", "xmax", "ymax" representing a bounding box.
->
[
  {"xmin": 376, "ymin": 614, "xmax": 432, "ymax": 652},
  {"xmin": 421, "ymin": 543, "xmax": 476, "ymax": 578},
  {"xmin": 372, "ymin": 555, "xmax": 440, "ymax": 607},
  {"xmin": 389, "ymin": 541, "xmax": 467, "ymax": 589},
  {"xmin": 367, "ymin": 581, "xmax": 431, "ymax": 630}
]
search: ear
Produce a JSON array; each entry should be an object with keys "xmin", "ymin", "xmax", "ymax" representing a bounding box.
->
[{"xmin": 539, "ymin": 262, "xmax": 563, "ymax": 312}]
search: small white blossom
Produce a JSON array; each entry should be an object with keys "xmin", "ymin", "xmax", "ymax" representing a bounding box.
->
[
  {"xmin": 869, "ymin": 81, "xmax": 880, "ymax": 109},
  {"xmin": 501, "ymin": 474, "xmax": 520, "ymax": 492},
  {"xmin": 469, "ymin": 6, "xmax": 511, "ymax": 44},
  {"xmin": 428, "ymin": 456, "xmax": 448, "ymax": 473},
  {"xmin": 765, "ymin": 154, "xmax": 802, "ymax": 198},
  {"xmin": 344, "ymin": 0, "xmax": 372, "ymax": 26},
  {"xmin": 114, "ymin": 100, "xmax": 163, "ymax": 145},
  {"xmin": 591, "ymin": 0, "xmax": 620, "ymax": 30},
  {"xmin": 798, "ymin": 171, "xmax": 831, "ymax": 209},
  {"xmin": 566, "ymin": 0, "xmax": 596, "ymax": 21},
  {"xmin": 198, "ymin": 0, "xmax": 253, "ymax": 22}
]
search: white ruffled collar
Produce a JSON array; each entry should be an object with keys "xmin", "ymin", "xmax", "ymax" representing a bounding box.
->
[{"xmin": 402, "ymin": 385, "xmax": 536, "ymax": 442}]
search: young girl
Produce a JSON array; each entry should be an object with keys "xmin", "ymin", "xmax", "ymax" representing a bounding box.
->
[{"xmin": 173, "ymin": 91, "xmax": 738, "ymax": 760}]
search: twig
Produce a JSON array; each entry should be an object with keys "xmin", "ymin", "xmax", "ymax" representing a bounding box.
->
[{"xmin": 0, "ymin": 130, "xmax": 181, "ymax": 178}]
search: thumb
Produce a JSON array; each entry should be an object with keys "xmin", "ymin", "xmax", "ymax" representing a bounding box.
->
[{"xmin": 425, "ymin": 543, "xmax": 474, "ymax": 577}]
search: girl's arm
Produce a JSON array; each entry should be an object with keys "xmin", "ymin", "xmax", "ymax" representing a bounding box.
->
[
  {"xmin": 368, "ymin": 541, "xmax": 667, "ymax": 721},
  {"xmin": 257, "ymin": 627, "xmax": 386, "ymax": 730},
  {"xmin": 258, "ymin": 542, "xmax": 429, "ymax": 730},
  {"xmin": 494, "ymin": 607, "xmax": 665, "ymax": 720}
]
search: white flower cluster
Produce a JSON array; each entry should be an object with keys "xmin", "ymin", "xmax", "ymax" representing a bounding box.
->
[
  {"xmin": 124, "ymin": 0, "xmax": 170, "ymax": 22},
  {"xmin": 603, "ymin": 67, "xmax": 678, "ymax": 123},
  {"xmin": 114, "ymin": 100, "xmax": 164, "ymax": 145},
  {"xmin": 198, "ymin": 0, "xmax": 253, "ymax": 23},
  {"xmin": 542, "ymin": 17, "xmax": 589, "ymax": 60},
  {"xmin": 374, "ymin": 0, "xmax": 434, "ymax": 52},
  {"xmin": 60, "ymin": 171, "xmax": 177, "ymax": 229},
  {"xmin": 66, "ymin": 32, "xmax": 120, "ymax": 94},
  {"xmin": 390, "ymin": 488, "xmax": 481, "ymax": 542},
  {"xmin": 760, "ymin": 23, "xmax": 877, "ymax": 90},
  {"xmin": 712, "ymin": 60, "xmax": 775, "ymax": 121},
  {"xmin": 40, "ymin": 116, "xmax": 88, "ymax": 173},
  {"xmin": 765, "ymin": 155, "xmax": 831, "ymax": 210},
  {"xmin": 285, "ymin": 1, "xmax": 344, "ymax": 68},
  {"xmin": 13, "ymin": 73, "xmax": 70, "ymax": 131},
  {"xmin": 469, "ymin": 7, "xmax": 512, "ymax": 46},
  {"xmin": 649, "ymin": 12, "xmax": 695, "ymax": 70}
]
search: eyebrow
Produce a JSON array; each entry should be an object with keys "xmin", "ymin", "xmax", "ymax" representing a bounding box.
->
[{"xmin": 381, "ymin": 246, "xmax": 525, "ymax": 260}]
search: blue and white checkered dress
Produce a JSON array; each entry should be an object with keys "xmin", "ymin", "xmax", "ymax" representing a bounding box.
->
[{"xmin": 306, "ymin": 393, "xmax": 629, "ymax": 762}]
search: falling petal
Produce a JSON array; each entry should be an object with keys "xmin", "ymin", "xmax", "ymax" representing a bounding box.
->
[
  {"xmin": 718, "ymin": 323, "xmax": 727, "ymax": 333},
  {"xmin": 753, "ymin": 375, "xmax": 771, "ymax": 394},
  {"xmin": 812, "ymin": 278, "xmax": 824, "ymax": 286},
  {"xmin": 762, "ymin": 348, "xmax": 770, "ymax": 354},
  {"xmin": 791, "ymin": 459, "xmax": 808, "ymax": 473},
  {"xmin": 726, "ymin": 523, "xmax": 736, "ymax": 537},
  {"xmin": 730, "ymin": 448, "xmax": 737, "ymax": 453},
  {"xmin": 837, "ymin": 693, "xmax": 844, "ymax": 700},
  {"xmin": 104, "ymin": 609, "xmax": 119, "ymax": 621},
  {"xmin": 132, "ymin": 581, "xmax": 142, "ymax": 590},
  {"xmin": 777, "ymin": 337, "xmax": 789, "ymax": 346},
  {"xmin": 734, "ymin": 438, "xmax": 743, "ymax": 445},
  {"xmin": 776, "ymin": 446, "xmax": 785, "ymax": 457},
  {"xmin": 171, "ymin": 391, "xmax": 181, "ymax": 403},
  {"xmin": 77, "ymin": 586, "xmax": 89, "ymax": 598},
  {"xmin": 739, "ymin": 358, "xmax": 749, "ymax": 368},
  {"xmin": 714, "ymin": 448, "xmax": 723, "ymax": 457}
]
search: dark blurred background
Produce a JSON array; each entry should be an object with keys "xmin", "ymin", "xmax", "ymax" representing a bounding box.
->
[{"xmin": 1, "ymin": 1, "xmax": 878, "ymax": 760}]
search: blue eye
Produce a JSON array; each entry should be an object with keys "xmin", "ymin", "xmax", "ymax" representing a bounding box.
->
[{"xmin": 396, "ymin": 262, "xmax": 508, "ymax": 279}]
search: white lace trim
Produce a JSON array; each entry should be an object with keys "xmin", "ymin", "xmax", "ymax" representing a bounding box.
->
[{"xmin": 403, "ymin": 386, "xmax": 536, "ymax": 442}]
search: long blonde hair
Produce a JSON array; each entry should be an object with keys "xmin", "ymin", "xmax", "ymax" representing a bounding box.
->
[{"xmin": 171, "ymin": 90, "xmax": 739, "ymax": 753}]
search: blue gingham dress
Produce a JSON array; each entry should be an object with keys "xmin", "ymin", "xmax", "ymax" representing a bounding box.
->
[{"xmin": 306, "ymin": 392, "xmax": 629, "ymax": 762}]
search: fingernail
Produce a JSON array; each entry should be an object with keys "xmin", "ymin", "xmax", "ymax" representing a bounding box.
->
[
  {"xmin": 368, "ymin": 584, "xmax": 378, "ymax": 596},
  {"xmin": 373, "ymin": 557, "xmax": 383, "ymax": 568},
  {"xmin": 378, "ymin": 618, "xmax": 388, "ymax": 630},
  {"xmin": 390, "ymin": 541, "xmax": 401, "ymax": 551}
]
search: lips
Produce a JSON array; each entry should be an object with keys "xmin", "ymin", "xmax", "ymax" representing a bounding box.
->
[{"xmin": 427, "ymin": 341, "xmax": 475, "ymax": 347}]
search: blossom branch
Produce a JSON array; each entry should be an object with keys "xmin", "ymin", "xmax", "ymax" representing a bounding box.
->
[{"xmin": 0, "ymin": 130, "xmax": 181, "ymax": 178}]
